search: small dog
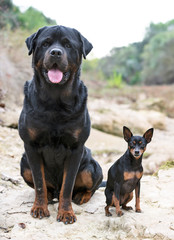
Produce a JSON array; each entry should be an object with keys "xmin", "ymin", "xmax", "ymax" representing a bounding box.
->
[{"xmin": 105, "ymin": 126, "xmax": 153, "ymax": 217}]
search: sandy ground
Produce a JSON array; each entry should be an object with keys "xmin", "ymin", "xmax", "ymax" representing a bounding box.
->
[{"xmin": 0, "ymin": 122, "xmax": 174, "ymax": 240}]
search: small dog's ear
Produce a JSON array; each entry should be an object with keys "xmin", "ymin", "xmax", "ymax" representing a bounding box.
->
[
  {"xmin": 123, "ymin": 126, "xmax": 133, "ymax": 142},
  {"xmin": 25, "ymin": 26, "xmax": 47, "ymax": 55},
  {"xmin": 78, "ymin": 33, "xmax": 93, "ymax": 59},
  {"xmin": 143, "ymin": 128, "xmax": 154, "ymax": 143}
]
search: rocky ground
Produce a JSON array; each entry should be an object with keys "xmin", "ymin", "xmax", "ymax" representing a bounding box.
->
[{"xmin": 0, "ymin": 99, "xmax": 174, "ymax": 240}]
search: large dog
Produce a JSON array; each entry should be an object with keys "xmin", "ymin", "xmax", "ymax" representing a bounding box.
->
[{"xmin": 18, "ymin": 25, "xmax": 103, "ymax": 224}]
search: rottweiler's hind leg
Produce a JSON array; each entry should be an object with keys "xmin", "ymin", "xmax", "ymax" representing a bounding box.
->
[
  {"xmin": 20, "ymin": 153, "xmax": 34, "ymax": 188},
  {"xmin": 73, "ymin": 149, "xmax": 103, "ymax": 205}
]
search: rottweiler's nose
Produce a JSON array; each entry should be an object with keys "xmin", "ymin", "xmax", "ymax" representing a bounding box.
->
[
  {"xmin": 135, "ymin": 150, "xmax": 140, "ymax": 155},
  {"xmin": 50, "ymin": 48, "xmax": 63, "ymax": 57}
]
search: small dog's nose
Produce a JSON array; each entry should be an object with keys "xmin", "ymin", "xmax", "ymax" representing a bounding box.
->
[
  {"xmin": 135, "ymin": 150, "xmax": 139, "ymax": 155},
  {"xmin": 50, "ymin": 48, "xmax": 63, "ymax": 57}
]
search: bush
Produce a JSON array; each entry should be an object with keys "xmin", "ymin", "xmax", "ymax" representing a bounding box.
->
[{"xmin": 107, "ymin": 71, "xmax": 123, "ymax": 88}]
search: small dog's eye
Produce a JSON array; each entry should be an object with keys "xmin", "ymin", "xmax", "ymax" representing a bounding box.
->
[{"xmin": 139, "ymin": 141, "xmax": 142, "ymax": 145}]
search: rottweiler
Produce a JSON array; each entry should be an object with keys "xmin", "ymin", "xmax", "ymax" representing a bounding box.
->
[
  {"xmin": 105, "ymin": 126, "xmax": 153, "ymax": 217},
  {"xmin": 18, "ymin": 25, "xmax": 103, "ymax": 224}
]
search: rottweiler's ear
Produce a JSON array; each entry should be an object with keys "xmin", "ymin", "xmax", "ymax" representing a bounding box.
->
[
  {"xmin": 25, "ymin": 32, "xmax": 36, "ymax": 55},
  {"xmin": 123, "ymin": 126, "xmax": 133, "ymax": 142},
  {"xmin": 143, "ymin": 128, "xmax": 154, "ymax": 143},
  {"xmin": 25, "ymin": 26, "xmax": 47, "ymax": 55},
  {"xmin": 79, "ymin": 33, "xmax": 93, "ymax": 59}
]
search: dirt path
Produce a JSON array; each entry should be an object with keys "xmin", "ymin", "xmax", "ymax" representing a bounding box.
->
[{"xmin": 0, "ymin": 125, "xmax": 174, "ymax": 240}]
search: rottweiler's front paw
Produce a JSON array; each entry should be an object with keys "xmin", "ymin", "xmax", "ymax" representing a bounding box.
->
[
  {"xmin": 57, "ymin": 209, "xmax": 77, "ymax": 224},
  {"xmin": 31, "ymin": 204, "xmax": 50, "ymax": 219}
]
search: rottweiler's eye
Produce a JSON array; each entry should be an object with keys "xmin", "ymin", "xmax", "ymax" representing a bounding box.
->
[
  {"xmin": 42, "ymin": 41, "xmax": 50, "ymax": 47},
  {"xmin": 65, "ymin": 43, "xmax": 71, "ymax": 48},
  {"xmin": 63, "ymin": 39, "xmax": 71, "ymax": 48}
]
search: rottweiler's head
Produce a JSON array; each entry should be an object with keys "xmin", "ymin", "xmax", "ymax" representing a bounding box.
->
[{"xmin": 26, "ymin": 25, "xmax": 93, "ymax": 85}]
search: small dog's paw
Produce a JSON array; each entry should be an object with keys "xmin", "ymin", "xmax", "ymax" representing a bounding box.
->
[
  {"xmin": 117, "ymin": 210, "xmax": 124, "ymax": 217},
  {"xmin": 105, "ymin": 206, "xmax": 112, "ymax": 217},
  {"xmin": 105, "ymin": 211, "xmax": 112, "ymax": 217},
  {"xmin": 122, "ymin": 206, "xmax": 133, "ymax": 211},
  {"xmin": 136, "ymin": 209, "xmax": 142, "ymax": 213}
]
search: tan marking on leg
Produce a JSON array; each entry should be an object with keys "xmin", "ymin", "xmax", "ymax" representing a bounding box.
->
[
  {"xmin": 28, "ymin": 128, "xmax": 38, "ymax": 140},
  {"xmin": 23, "ymin": 169, "xmax": 33, "ymax": 183},
  {"xmin": 105, "ymin": 195, "xmax": 114, "ymax": 216},
  {"xmin": 135, "ymin": 185, "xmax": 141, "ymax": 213},
  {"xmin": 112, "ymin": 194, "xmax": 123, "ymax": 217},
  {"xmin": 31, "ymin": 162, "xmax": 50, "ymax": 219},
  {"xmin": 57, "ymin": 170, "xmax": 76, "ymax": 224},
  {"xmin": 105, "ymin": 205, "xmax": 112, "ymax": 217},
  {"xmin": 75, "ymin": 171, "xmax": 93, "ymax": 190}
]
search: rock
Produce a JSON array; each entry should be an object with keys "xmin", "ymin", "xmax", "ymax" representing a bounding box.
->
[
  {"xmin": 89, "ymin": 99, "xmax": 166, "ymax": 137},
  {"xmin": 0, "ymin": 107, "xmax": 21, "ymax": 128}
]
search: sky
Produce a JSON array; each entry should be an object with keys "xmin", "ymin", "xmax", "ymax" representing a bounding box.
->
[{"xmin": 12, "ymin": 0, "xmax": 174, "ymax": 58}]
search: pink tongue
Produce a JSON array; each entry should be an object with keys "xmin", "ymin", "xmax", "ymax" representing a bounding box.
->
[{"xmin": 48, "ymin": 69, "xmax": 63, "ymax": 83}]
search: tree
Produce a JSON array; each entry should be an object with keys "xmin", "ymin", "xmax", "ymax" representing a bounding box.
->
[
  {"xmin": 141, "ymin": 30, "xmax": 174, "ymax": 84},
  {"xmin": 17, "ymin": 7, "xmax": 56, "ymax": 31}
]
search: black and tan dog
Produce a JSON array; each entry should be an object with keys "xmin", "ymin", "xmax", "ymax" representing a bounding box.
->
[
  {"xmin": 105, "ymin": 126, "xmax": 153, "ymax": 217},
  {"xmin": 18, "ymin": 25, "xmax": 103, "ymax": 224}
]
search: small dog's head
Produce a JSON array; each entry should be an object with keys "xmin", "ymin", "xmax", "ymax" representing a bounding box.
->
[
  {"xmin": 123, "ymin": 126, "xmax": 153, "ymax": 159},
  {"xmin": 25, "ymin": 25, "xmax": 93, "ymax": 85}
]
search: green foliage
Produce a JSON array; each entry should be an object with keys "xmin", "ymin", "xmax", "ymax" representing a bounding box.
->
[
  {"xmin": 82, "ymin": 58, "xmax": 99, "ymax": 72},
  {"xmin": 17, "ymin": 7, "xmax": 56, "ymax": 31},
  {"xmin": 0, "ymin": 0, "xmax": 21, "ymax": 29},
  {"xmin": 107, "ymin": 71, "xmax": 123, "ymax": 88},
  {"xmin": 141, "ymin": 30, "xmax": 174, "ymax": 84},
  {"xmin": 2, "ymin": 0, "xmax": 174, "ymax": 86},
  {"xmin": 0, "ymin": 0, "xmax": 56, "ymax": 31},
  {"xmin": 86, "ymin": 18, "xmax": 174, "ymax": 86},
  {"xmin": 98, "ymin": 42, "xmax": 143, "ymax": 85}
]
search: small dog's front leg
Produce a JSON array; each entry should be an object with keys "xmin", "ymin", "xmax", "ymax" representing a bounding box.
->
[{"xmin": 135, "ymin": 181, "xmax": 142, "ymax": 213}]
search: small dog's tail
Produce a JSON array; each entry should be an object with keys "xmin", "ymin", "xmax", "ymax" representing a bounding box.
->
[{"xmin": 98, "ymin": 181, "xmax": 107, "ymax": 188}]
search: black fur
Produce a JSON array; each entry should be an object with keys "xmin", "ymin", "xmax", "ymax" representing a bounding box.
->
[
  {"xmin": 104, "ymin": 126, "xmax": 153, "ymax": 217},
  {"xmin": 18, "ymin": 25, "xmax": 103, "ymax": 224}
]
